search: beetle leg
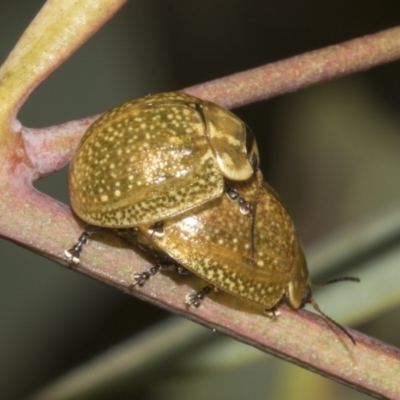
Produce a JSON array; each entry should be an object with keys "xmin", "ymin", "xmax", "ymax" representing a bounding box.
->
[
  {"xmin": 64, "ymin": 225, "xmax": 105, "ymax": 264},
  {"xmin": 147, "ymin": 221, "xmax": 165, "ymax": 239},
  {"xmin": 264, "ymin": 307, "xmax": 280, "ymax": 320},
  {"xmin": 185, "ymin": 285, "xmax": 214, "ymax": 308},
  {"xmin": 132, "ymin": 265, "xmax": 161, "ymax": 287},
  {"xmin": 132, "ymin": 262, "xmax": 190, "ymax": 288},
  {"xmin": 226, "ymin": 187, "xmax": 239, "ymax": 201},
  {"xmin": 225, "ymin": 187, "xmax": 253, "ymax": 215},
  {"xmin": 158, "ymin": 264, "xmax": 190, "ymax": 276}
]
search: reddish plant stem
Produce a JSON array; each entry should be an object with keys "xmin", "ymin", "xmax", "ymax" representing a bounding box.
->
[{"xmin": 186, "ymin": 26, "xmax": 400, "ymax": 109}]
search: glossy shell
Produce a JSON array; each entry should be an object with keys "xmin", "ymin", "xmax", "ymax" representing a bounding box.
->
[
  {"xmin": 69, "ymin": 92, "xmax": 259, "ymax": 228},
  {"xmin": 136, "ymin": 174, "xmax": 310, "ymax": 310}
]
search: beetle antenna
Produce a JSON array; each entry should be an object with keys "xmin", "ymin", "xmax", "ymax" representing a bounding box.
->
[
  {"xmin": 313, "ymin": 276, "xmax": 360, "ymax": 288},
  {"xmin": 308, "ymin": 298, "xmax": 356, "ymax": 345},
  {"xmin": 308, "ymin": 277, "xmax": 359, "ymax": 344},
  {"xmin": 250, "ymin": 169, "xmax": 263, "ymax": 264}
]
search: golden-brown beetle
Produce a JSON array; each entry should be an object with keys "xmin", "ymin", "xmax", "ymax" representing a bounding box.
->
[
  {"xmin": 131, "ymin": 174, "xmax": 358, "ymax": 344},
  {"xmin": 68, "ymin": 92, "xmax": 259, "ymax": 228},
  {"xmin": 65, "ymin": 92, "xmax": 358, "ymax": 343}
]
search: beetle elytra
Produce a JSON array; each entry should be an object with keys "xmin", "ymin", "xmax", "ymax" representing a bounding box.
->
[
  {"xmin": 130, "ymin": 173, "xmax": 359, "ymax": 344},
  {"xmin": 68, "ymin": 92, "xmax": 260, "ymax": 228}
]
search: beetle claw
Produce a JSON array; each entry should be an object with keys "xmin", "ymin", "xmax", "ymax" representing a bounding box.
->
[
  {"xmin": 156, "ymin": 263, "xmax": 188, "ymax": 275},
  {"xmin": 238, "ymin": 198, "xmax": 253, "ymax": 215},
  {"xmin": 132, "ymin": 263, "xmax": 190, "ymax": 288},
  {"xmin": 64, "ymin": 232, "xmax": 89, "ymax": 264},
  {"xmin": 132, "ymin": 265, "xmax": 161, "ymax": 287},
  {"xmin": 264, "ymin": 307, "xmax": 280, "ymax": 320},
  {"xmin": 185, "ymin": 294, "xmax": 201, "ymax": 308},
  {"xmin": 185, "ymin": 285, "xmax": 214, "ymax": 308},
  {"xmin": 226, "ymin": 187, "xmax": 253, "ymax": 215},
  {"xmin": 65, "ymin": 226, "xmax": 105, "ymax": 264},
  {"xmin": 226, "ymin": 187, "xmax": 239, "ymax": 201},
  {"xmin": 132, "ymin": 272, "xmax": 151, "ymax": 287},
  {"xmin": 174, "ymin": 266, "xmax": 190, "ymax": 275}
]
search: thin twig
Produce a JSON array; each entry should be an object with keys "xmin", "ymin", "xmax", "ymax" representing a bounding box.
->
[{"xmin": 186, "ymin": 26, "xmax": 400, "ymax": 109}]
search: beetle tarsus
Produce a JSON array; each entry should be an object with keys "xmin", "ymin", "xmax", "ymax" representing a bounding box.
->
[
  {"xmin": 157, "ymin": 263, "xmax": 189, "ymax": 275},
  {"xmin": 64, "ymin": 232, "xmax": 89, "ymax": 264},
  {"xmin": 185, "ymin": 285, "xmax": 214, "ymax": 308},
  {"xmin": 65, "ymin": 225, "xmax": 105, "ymax": 264},
  {"xmin": 264, "ymin": 307, "xmax": 280, "ymax": 319},
  {"xmin": 238, "ymin": 199, "xmax": 253, "ymax": 215},
  {"xmin": 226, "ymin": 187, "xmax": 239, "ymax": 201},
  {"xmin": 132, "ymin": 263, "xmax": 189, "ymax": 288},
  {"xmin": 226, "ymin": 187, "xmax": 253, "ymax": 215},
  {"xmin": 132, "ymin": 265, "xmax": 161, "ymax": 287},
  {"xmin": 148, "ymin": 221, "xmax": 165, "ymax": 238},
  {"xmin": 174, "ymin": 265, "xmax": 189, "ymax": 275}
]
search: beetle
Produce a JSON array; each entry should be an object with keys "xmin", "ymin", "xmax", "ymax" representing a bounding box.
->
[
  {"xmin": 65, "ymin": 92, "xmax": 358, "ymax": 343},
  {"xmin": 130, "ymin": 173, "xmax": 359, "ymax": 344},
  {"xmin": 68, "ymin": 92, "xmax": 260, "ymax": 228}
]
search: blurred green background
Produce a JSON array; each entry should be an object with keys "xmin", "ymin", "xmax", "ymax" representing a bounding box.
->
[{"xmin": 1, "ymin": 1, "xmax": 400, "ymax": 399}]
